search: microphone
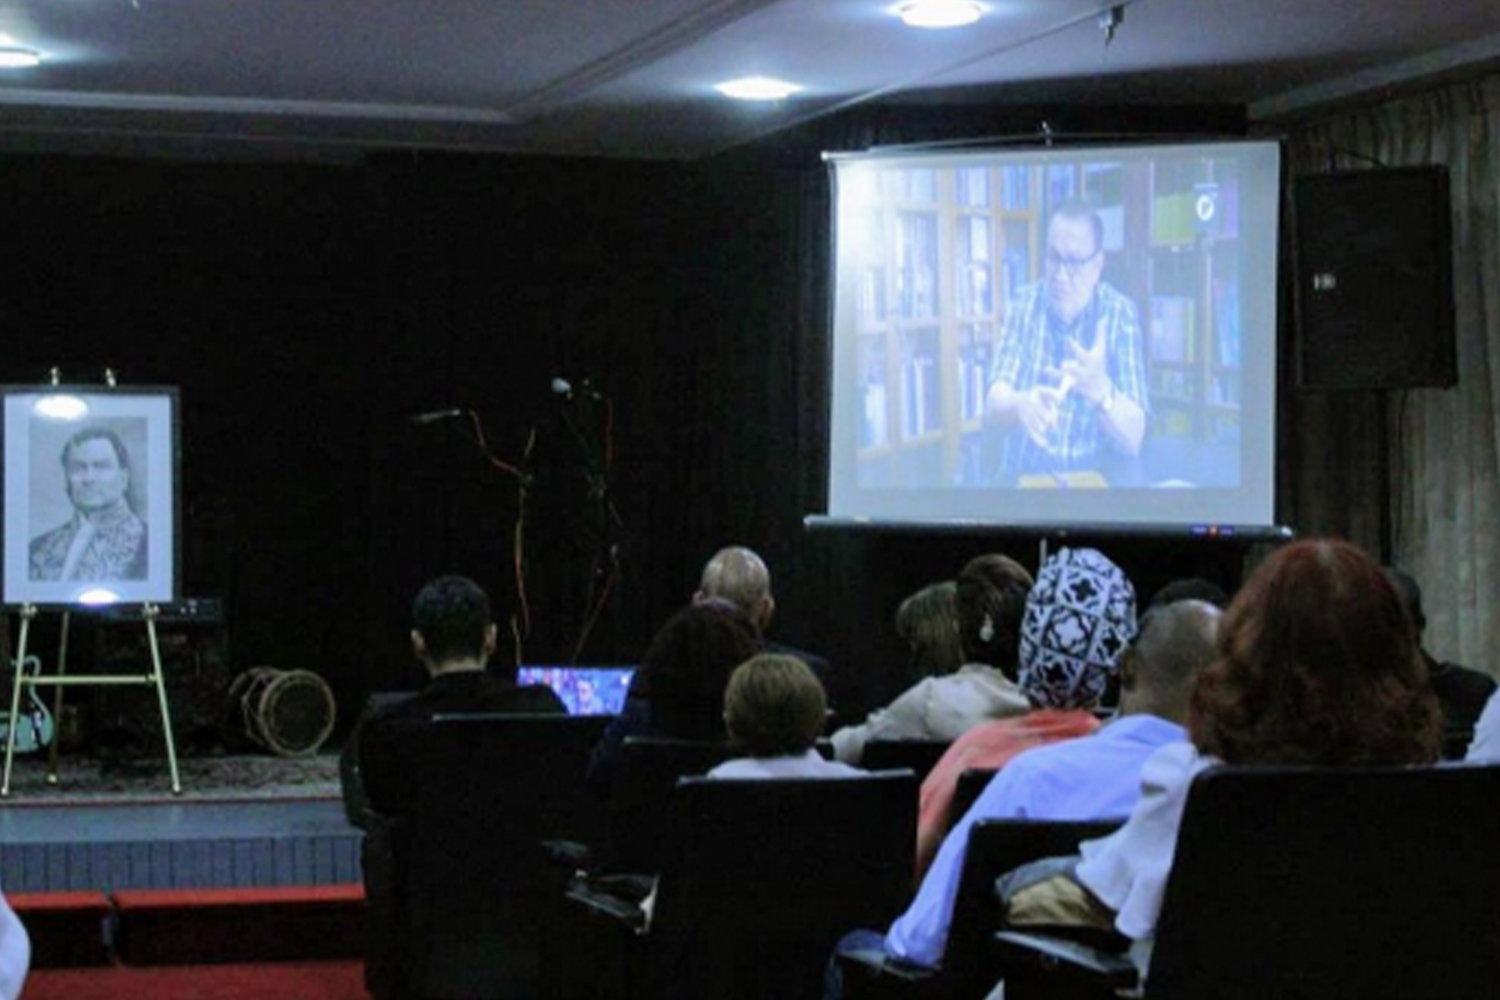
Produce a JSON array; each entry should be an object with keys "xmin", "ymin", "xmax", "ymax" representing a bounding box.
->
[
  {"xmin": 409, "ymin": 408, "xmax": 464, "ymax": 425},
  {"xmin": 552, "ymin": 376, "xmax": 602, "ymax": 401}
]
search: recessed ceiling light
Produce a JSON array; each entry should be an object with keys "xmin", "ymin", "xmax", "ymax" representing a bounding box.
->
[
  {"xmin": 0, "ymin": 46, "xmax": 41, "ymax": 69},
  {"xmin": 715, "ymin": 76, "xmax": 803, "ymax": 102},
  {"xmin": 896, "ymin": 0, "xmax": 985, "ymax": 29}
]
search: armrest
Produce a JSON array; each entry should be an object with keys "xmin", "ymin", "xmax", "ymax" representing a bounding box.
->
[
  {"xmin": 564, "ymin": 878, "xmax": 650, "ymax": 933},
  {"xmin": 837, "ymin": 948, "xmax": 946, "ymax": 1000},
  {"xmin": 541, "ymin": 838, "xmax": 596, "ymax": 872},
  {"xmin": 992, "ymin": 930, "xmax": 1139, "ymax": 991}
]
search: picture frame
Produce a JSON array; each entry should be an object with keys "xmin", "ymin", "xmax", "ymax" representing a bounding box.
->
[{"xmin": 2, "ymin": 385, "xmax": 180, "ymax": 607}]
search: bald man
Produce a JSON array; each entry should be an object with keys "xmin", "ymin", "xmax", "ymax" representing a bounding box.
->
[{"xmin": 695, "ymin": 546, "xmax": 860, "ymax": 729}]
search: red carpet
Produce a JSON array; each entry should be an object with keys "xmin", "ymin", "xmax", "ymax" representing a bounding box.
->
[{"xmin": 22, "ymin": 958, "xmax": 370, "ymax": 1000}]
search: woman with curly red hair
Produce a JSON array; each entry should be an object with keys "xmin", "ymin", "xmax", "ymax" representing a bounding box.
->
[{"xmin": 1063, "ymin": 539, "xmax": 1441, "ymax": 974}]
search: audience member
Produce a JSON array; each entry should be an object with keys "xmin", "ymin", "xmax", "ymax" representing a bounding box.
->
[
  {"xmin": 1094, "ymin": 575, "xmax": 1228, "ymax": 711},
  {"xmin": 1005, "ymin": 540, "xmax": 1441, "ymax": 979},
  {"xmin": 914, "ymin": 547, "xmax": 1137, "ymax": 873},
  {"xmin": 695, "ymin": 545, "xmax": 860, "ymax": 728},
  {"xmin": 894, "ymin": 581, "xmax": 964, "ymax": 685},
  {"xmin": 586, "ymin": 600, "xmax": 760, "ymax": 797},
  {"xmin": 1383, "ymin": 567, "xmax": 1496, "ymax": 737},
  {"xmin": 1144, "ymin": 577, "xmax": 1229, "ymax": 611},
  {"xmin": 0, "ymin": 888, "xmax": 26, "ymax": 1000},
  {"xmin": 876, "ymin": 600, "xmax": 1218, "ymax": 970},
  {"xmin": 831, "ymin": 554, "xmax": 1035, "ymax": 763},
  {"xmin": 1468, "ymin": 691, "xmax": 1500, "ymax": 761},
  {"xmin": 341, "ymin": 575, "xmax": 565, "ymax": 822},
  {"xmin": 710, "ymin": 654, "xmax": 865, "ymax": 779}
]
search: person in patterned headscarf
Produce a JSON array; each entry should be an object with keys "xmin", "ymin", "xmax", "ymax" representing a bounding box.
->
[
  {"xmin": 912, "ymin": 547, "xmax": 1139, "ymax": 875},
  {"xmin": 28, "ymin": 427, "xmax": 148, "ymax": 582}
]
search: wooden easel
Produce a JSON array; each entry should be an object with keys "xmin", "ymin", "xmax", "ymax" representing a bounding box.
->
[{"xmin": 2, "ymin": 602, "xmax": 181, "ymax": 796}]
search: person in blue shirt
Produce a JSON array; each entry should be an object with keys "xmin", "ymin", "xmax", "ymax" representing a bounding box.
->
[{"xmin": 826, "ymin": 598, "xmax": 1220, "ymax": 991}]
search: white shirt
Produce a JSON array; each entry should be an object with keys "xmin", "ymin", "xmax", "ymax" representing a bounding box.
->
[
  {"xmin": 831, "ymin": 664, "xmax": 1031, "ymax": 763},
  {"xmin": 0, "ymin": 890, "xmax": 29, "ymax": 1000},
  {"xmin": 1075, "ymin": 741, "xmax": 1213, "ymax": 943},
  {"xmin": 708, "ymin": 749, "xmax": 867, "ymax": 780},
  {"xmin": 886, "ymin": 715, "xmax": 1185, "ymax": 968},
  {"xmin": 1466, "ymin": 687, "xmax": 1500, "ymax": 761}
]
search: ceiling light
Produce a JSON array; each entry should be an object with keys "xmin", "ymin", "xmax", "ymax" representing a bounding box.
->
[
  {"xmin": 715, "ymin": 76, "xmax": 803, "ymax": 102},
  {"xmin": 0, "ymin": 46, "xmax": 40, "ymax": 69},
  {"xmin": 896, "ymin": 0, "xmax": 984, "ymax": 29}
]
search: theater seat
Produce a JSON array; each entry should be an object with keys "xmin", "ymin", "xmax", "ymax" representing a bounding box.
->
[
  {"xmin": 994, "ymin": 763, "xmax": 1500, "ymax": 1000},
  {"xmin": 360, "ymin": 712, "xmax": 609, "ymax": 1000},
  {"xmin": 560, "ymin": 770, "xmax": 916, "ymax": 1000},
  {"xmin": 839, "ymin": 817, "xmax": 1123, "ymax": 1000}
]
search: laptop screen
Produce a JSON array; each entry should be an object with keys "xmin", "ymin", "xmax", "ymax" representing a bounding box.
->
[{"xmin": 516, "ymin": 666, "xmax": 636, "ymax": 716}]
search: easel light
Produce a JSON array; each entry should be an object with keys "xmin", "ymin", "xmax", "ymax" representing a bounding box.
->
[
  {"xmin": 33, "ymin": 395, "xmax": 89, "ymax": 420},
  {"xmin": 77, "ymin": 589, "xmax": 122, "ymax": 607}
]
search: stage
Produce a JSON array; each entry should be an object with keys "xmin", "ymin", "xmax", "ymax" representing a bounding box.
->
[{"xmin": 0, "ymin": 752, "xmax": 360, "ymax": 893}]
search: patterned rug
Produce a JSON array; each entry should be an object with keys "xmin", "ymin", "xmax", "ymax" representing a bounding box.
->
[{"xmin": 0, "ymin": 751, "xmax": 342, "ymax": 805}]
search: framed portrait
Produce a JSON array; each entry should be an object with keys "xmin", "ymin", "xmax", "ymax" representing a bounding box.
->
[{"xmin": 2, "ymin": 386, "xmax": 180, "ymax": 607}]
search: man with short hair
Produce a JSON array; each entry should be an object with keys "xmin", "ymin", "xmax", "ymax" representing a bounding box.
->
[
  {"xmin": 985, "ymin": 199, "xmax": 1149, "ymax": 483},
  {"xmin": 29, "ymin": 426, "xmax": 148, "ymax": 581},
  {"xmin": 880, "ymin": 599, "xmax": 1220, "ymax": 970},
  {"xmin": 695, "ymin": 546, "xmax": 858, "ymax": 727},
  {"xmin": 341, "ymin": 575, "xmax": 564, "ymax": 822}
]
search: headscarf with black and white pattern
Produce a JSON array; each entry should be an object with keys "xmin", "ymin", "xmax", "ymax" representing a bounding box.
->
[{"xmin": 1018, "ymin": 547, "xmax": 1136, "ymax": 709}]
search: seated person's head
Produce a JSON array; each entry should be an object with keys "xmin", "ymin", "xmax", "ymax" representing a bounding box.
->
[
  {"xmin": 1190, "ymin": 539, "xmax": 1442, "ymax": 766},
  {"xmin": 638, "ymin": 601, "xmax": 761, "ymax": 740},
  {"xmin": 723, "ymin": 654, "xmax": 827, "ymax": 758},
  {"xmin": 896, "ymin": 581, "xmax": 963, "ymax": 680},
  {"xmin": 1118, "ymin": 599, "xmax": 1220, "ymax": 723},
  {"xmin": 954, "ymin": 554, "xmax": 1035, "ymax": 676},
  {"xmin": 1146, "ymin": 577, "xmax": 1230, "ymax": 613},
  {"xmin": 696, "ymin": 546, "xmax": 775, "ymax": 631},
  {"xmin": 1381, "ymin": 566, "xmax": 1427, "ymax": 641},
  {"xmin": 411, "ymin": 575, "xmax": 496, "ymax": 673},
  {"xmin": 1018, "ymin": 547, "xmax": 1137, "ymax": 709}
]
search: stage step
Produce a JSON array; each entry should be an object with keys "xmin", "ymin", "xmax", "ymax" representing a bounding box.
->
[
  {"xmin": 11, "ymin": 891, "xmax": 111, "ymax": 968},
  {"xmin": 14, "ymin": 884, "xmax": 366, "ymax": 968},
  {"xmin": 0, "ymin": 798, "xmax": 361, "ymax": 892},
  {"xmin": 113, "ymin": 884, "xmax": 365, "ymax": 965}
]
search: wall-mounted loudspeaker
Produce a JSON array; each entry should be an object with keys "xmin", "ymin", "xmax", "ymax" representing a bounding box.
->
[{"xmin": 1294, "ymin": 166, "xmax": 1456, "ymax": 390}]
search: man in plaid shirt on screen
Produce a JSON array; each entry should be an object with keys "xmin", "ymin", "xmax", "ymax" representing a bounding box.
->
[{"xmin": 986, "ymin": 199, "xmax": 1149, "ymax": 484}]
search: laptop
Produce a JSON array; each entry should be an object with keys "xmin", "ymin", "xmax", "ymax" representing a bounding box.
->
[{"xmin": 516, "ymin": 666, "xmax": 636, "ymax": 716}]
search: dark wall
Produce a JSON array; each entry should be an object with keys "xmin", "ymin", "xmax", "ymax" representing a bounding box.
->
[{"xmin": 0, "ymin": 100, "xmax": 1258, "ymax": 729}]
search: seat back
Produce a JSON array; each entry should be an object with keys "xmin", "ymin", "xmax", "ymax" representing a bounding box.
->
[
  {"xmin": 947, "ymin": 817, "xmax": 1123, "ymax": 990},
  {"xmin": 862, "ymin": 739, "xmax": 952, "ymax": 780},
  {"xmin": 950, "ymin": 768, "xmax": 999, "ymax": 827},
  {"xmin": 607, "ymin": 736, "xmax": 733, "ymax": 871},
  {"xmin": 648, "ymin": 770, "xmax": 917, "ymax": 1000},
  {"xmin": 1149, "ymin": 763, "xmax": 1500, "ymax": 1000},
  {"xmin": 368, "ymin": 713, "xmax": 610, "ymax": 1000}
]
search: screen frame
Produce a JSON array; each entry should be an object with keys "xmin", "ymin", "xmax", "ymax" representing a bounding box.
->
[{"xmin": 824, "ymin": 138, "xmax": 1283, "ymax": 532}]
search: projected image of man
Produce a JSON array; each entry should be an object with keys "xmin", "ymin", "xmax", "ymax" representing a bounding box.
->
[{"xmin": 985, "ymin": 199, "xmax": 1148, "ymax": 483}]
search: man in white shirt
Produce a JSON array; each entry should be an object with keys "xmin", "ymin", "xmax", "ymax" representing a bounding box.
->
[{"xmin": 871, "ymin": 599, "xmax": 1220, "ymax": 971}]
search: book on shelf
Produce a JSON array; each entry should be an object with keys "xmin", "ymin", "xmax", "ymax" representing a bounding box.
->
[
  {"xmin": 1150, "ymin": 295, "xmax": 1196, "ymax": 364},
  {"xmin": 901, "ymin": 355, "xmax": 940, "ymax": 439},
  {"xmin": 862, "ymin": 383, "xmax": 888, "ymax": 449},
  {"xmin": 1047, "ymin": 165, "xmax": 1077, "ymax": 204},
  {"xmin": 958, "ymin": 348, "xmax": 989, "ymax": 423},
  {"xmin": 1213, "ymin": 277, "xmax": 1240, "ymax": 368},
  {"xmin": 1151, "ymin": 192, "xmax": 1196, "ymax": 245},
  {"xmin": 1002, "ymin": 166, "xmax": 1031, "ymax": 209}
]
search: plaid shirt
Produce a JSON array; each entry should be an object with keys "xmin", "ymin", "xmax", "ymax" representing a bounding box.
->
[{"xmin": 987, "ymin": 280, "xmax": 1148, "ymax": 480}]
